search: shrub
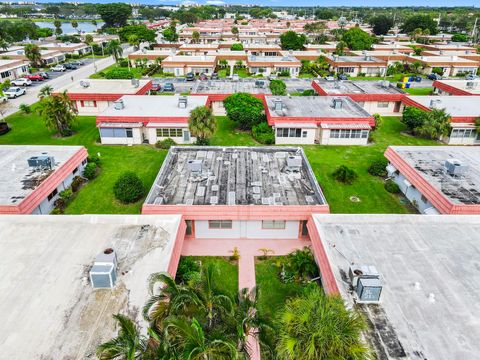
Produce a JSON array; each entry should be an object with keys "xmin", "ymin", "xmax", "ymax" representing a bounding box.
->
[
  {"xmin": 230, "ymin": 43, "xmax": 244, "ymax": 51},
  {"xmin": 281, "ymin": 247, "xmax": 318, "ymax": 284},
  {"xmin": 19, "ymin": 104, "xmax": 31, "ymax": 114},
  {"xmin": 104, "ymin": 68, "xmax": 134, "ymax": 79},
  {"xmin": 368, "ymin": 159, "xmax": 388, "ymax": 177},
  {"xmin": 53, "ymin": 197, "xmax": 66, "ymax": 210},
  {"xmin": 252, "ymin": 122, "xmax": 274, "ymax": 144},
  {"xmin": 384, "ymin": 179, "xmax": 400, "ymax": 193},
  {"xmin": 195, "ymin": 137, "xmax": 210, "ymax": 146},
  {"xmin": 155, "ymin": 138, "xmax": 176, "ymax": 149},
  {"xmin": 113, "ymin": 171, "xmax": 144, "ymax": 204},
  {"xmin": 83, "ymin": 162, "xmax": 98, "ymax": 180},
  {"xmin": 118, "ymin": 58, "xmax": 129, "ymax": 67},
  {"xmin": 88, "ymin": 155, "xmax": 101, "ymax": 166},
  {"xmin": 176, "ymin": 257, "xmax": 201, "ymax": 285},
  {"xmin": 402, "ymin": 106, "xmax": 427, "ymax": 131},
  {"xmin": 269, "ymin": 79, "xmax": 287, "ymax": 95},
  {"xmin": 332, "ymin": 165, "xmax": 357, "ymax": 184},
  {"xmin": 301, "ymin": 89, "xmax": 315, "ymax": 96},
  {"xmin": 59, "ymin": 188, "xmax": 73, "ymax": 202},
  {"xmin": 277, "ymin": 70, "xmax": 291, "ymax": 77},
  {"xmin": 71, "ymin": 176, "xmax": 85, "ymax": 192},
  {"xmin": 223, "ymin": 93, "xmax": 265, "ymax": 130},
  {"xmin": 51, "ymin": 207, "xmax": 63, "ymax": 215}
]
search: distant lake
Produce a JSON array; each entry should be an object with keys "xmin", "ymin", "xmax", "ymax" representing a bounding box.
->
[{"xmin": 35, "ymin": 21, "xmax": 105, "ymax": 34}]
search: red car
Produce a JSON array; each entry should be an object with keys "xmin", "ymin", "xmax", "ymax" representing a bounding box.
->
[{"xmin": 26, "ymin": 74, "xmax": 44, "ymax": 81}]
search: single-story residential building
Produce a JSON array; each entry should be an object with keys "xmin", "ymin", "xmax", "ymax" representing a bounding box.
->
[
  {"xmin": 371, "ymin": 43, "xmax": 414, "ymax": 53},
  {"xmin": 161, "ymin": 55, "xmax": 217, "ymax": 76},
  {"xmin": 0, "ymin": 145, "xmax": 88, "ymax": 215},
  {"xmin": 2, "ymin": 47, "xmax": 65, "ymax": 66},
  {"xmin": 325, "ymin": 55, "xmax": 387, "ymax": 77},
  {"xmin": 405, "ymin": 55, "xmax": 479, "ymax": 77},
  {"xmin": 0, "ymin": 59, "xmax": 30, "ymax": 81},
  {"xmin": 54, "ymin": 79, "xmax": 152, "ymax": 115},
  {"xmin": 40, "ymin": 42, "xmax": 91, "ymax": 56},
  {"xmin": 420, "ymin": 50, "xmax": 480, "ymax": 63},
  {"xmin": 433, "ymin": 79, "xmax": 480, "ymax": 96},
  {"xmin": 303, "ymin": 43, "xmax": 339, "ymax": 53},
  {"xmin": 421, "ymin": 43, "xmax": 477, "ymax": 52},
  {"xmin": 246, "ymin": 55, "xmax": 301, "ymax": 77},
  {"xmin": 128, "ymin": 49, "xmax": 173, "ymax": 67},
  {"xmin": 349, "ymin": 50, "xmax": 410, "ymax": 66},
  {"xmin": 279, "ymin": 50, "xmax": 325, "ymax": 62},
  {"xmin": 402, "ymin": 95, "xmax": 480, "ymax": 145},
  {"xmin": 384, "ymin": 146, "xmax": 480, "ymax": 214},
  {"xmin": 264, "ymin": 96, "xmax": 374, "ymax": 145},
  {"xmin": 244, "ymin": 44, "xmax": 282, "ymax": 56},
  {"xmin": 179, "ymin": 43, "xmax": 219, "ymax": 55},
  {"xmin": 312, "ymin": 79, "xmax": 405, "ymax": 115},
  {"xmin": 206, "ymin": 50, "xmax": 247, "ymax": 67},
  {"xmin": 96, "ymin": 95, "xmax": 209, "ymax": 145}
]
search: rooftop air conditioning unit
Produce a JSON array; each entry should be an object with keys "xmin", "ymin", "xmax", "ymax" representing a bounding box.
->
[
  {"xmin": 274, "ymin": 98, "xmax": 283, "ymax": 112},
  {"xmin": 80, "ymin": 80, "xmax": 90, "ymax": 88},
  {"xmin": 187, "ymin": 159, "xmax": 202, "ymax": 172},
  {"xmin": 444, "ymin": 159, "xmax": 469, "ymax": 176},
  {"xmin": 429, "ymin": 99, "xmax": 441, "ymax": 109},
  {"xmin": 356, "ymin": 278, "xmax": 382, "ymax": 303},
  {"xmin": 178, "ymin": 96, "xmax": 188, "ymax": 109},
  {"xmin": 131, "ymin": 79, "xmax": 140, "ymax": 88},
  {"xmin": 286, "ymin": 155, "xmax": 302, "ymax": 172},
  {"xmin": 114, "ymin": 99, "xmax": 125, "ymax": 110},
  {"xmin": 27, "ymin": 155, "xmax": 54, "ymax": 169},
  {"xmin": 332, "ymin": 97, "xmax": 343, "ymax": 109},
  {"xmin": 348, "ymin": 264, "xmax": 379, "ymax": 287},
  {"xmin": 89, "ymin": 248, "xmax": 118, "ymax": 289},
  {"xmin": 466, "ymin": 81, "xmax": 476, "ymax": 89}
]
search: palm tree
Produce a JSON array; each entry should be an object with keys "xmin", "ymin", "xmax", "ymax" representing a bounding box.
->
[
  {"xmin": 92, "ymin": 19, "xmax": 98, "ymax": 32},
  {"xmin": 37, "ymin": 87, "xmax": 78, "ymax": 137},
  {"xmin": 71, "ymin": 20, "xmax": 79, "ymax": 34},
  {"xmin": 38, "ymin": 85, "xmax": 53, "ymax": 99},
  {"xmin": 188, "ymin": 106, "xmax": 217, "ymax": 145},
  {"xmin": 54, "ymin": 20, "xmax": 62, "ymax": 36},
  {"xmin": 231, "ymin": 26, "xmax": 239, "ymax": 41},
  {"xmin": 106, "ymin": 40, "xmax": 123, "ymax": 62},
  {"xmin": 276, "ymin": 288, "xmax": 371, "ymax": 360},
  {"xmin": 165, "ymin": 317, "xmax": 240, "ymax": 360},
  {"xmin": 0, "ymin": 38, "xmax": 9, "ymax": 52},
  {"xmin": 24, "ymin": 44, "xmax": 42, "ymax": 68},
  {"xmin": 97, "ymin": 314, "xmax": 147, "ymax": 360},
  {"xmin": 192, "ymin": 31, "xmax": 200, "ymax": 44},
  {"xmin": 416, "ymin": 108, "xmax": 451, "ymax": 140}
]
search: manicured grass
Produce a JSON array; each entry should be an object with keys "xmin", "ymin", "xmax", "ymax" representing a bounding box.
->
[
  {"xmin": 182, "ymin": 256, "xmax": 239, "ymax": 299},
  {"xmin": 0, "ymin": 110, "xmax": 166, "ymax": 214},
  {"xmin": 210, "ymin": 116, "xmax": 259, "ymax": 146},
  {"xmin": 404, "ymin": 87, "xmax": 434, "ymax": 95},
  {"xmin": 255, "ymin": 257, "xmax": 308, "ymax": 320},
  {"xmin": 298, "ymin": 73, "xmax": 316, "ymax": 78},
  {"xmin": 217, "ymin": 68, "xmax": 250, "ymax": 78},
  {"xmin": 89, "ymin": 64, "xmax": 143, "ymax": 79}
]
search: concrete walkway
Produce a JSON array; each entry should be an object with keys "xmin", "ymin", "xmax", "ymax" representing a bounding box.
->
[{"xmin": 181, "ymin": 237, "xmax": 310, "ymax": 360}]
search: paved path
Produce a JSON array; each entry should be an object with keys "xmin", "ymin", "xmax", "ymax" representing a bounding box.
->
[{"xmin": 181, "ymin": 237, "xmax": 310, "ymax": 360}]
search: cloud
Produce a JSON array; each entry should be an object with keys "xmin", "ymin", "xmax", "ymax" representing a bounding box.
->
[{"xmin": 206, "ymin": 0, "xmax": 226, "ymax": 4}]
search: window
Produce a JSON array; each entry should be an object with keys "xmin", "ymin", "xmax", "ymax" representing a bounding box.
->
[
  {"xmin": 100, "ymin": 128, "xmax": 128, "ymax": 138},
  {"xmin": 302, "ymin": 131, "xmax": 307, "ymax": 138},
  {"xmin": 82, "ymin": 159, "xmax": 87, "ymax": 165},
  {"xmin": 208, "ymin": 220, "xmax": 233, "ymax": 229},
  {"xmin": 72, "ymin": 167, "xmax": 78, "ymax": 175},
  {"xmin": 330, "ymin": 129, "xmax": 369, "ymax": 139},
  {"xmin": 126, "ymin": 128, "xmax": 133, "ymax": 138},
  {"xmin": 338, "ymin": 67, "xmax": 355, "ymax": 73},
  {"xmin": 156, "ymin": 128, "xmax": 183, "ymax": 138},
  {"xmin": 1, "ymin": 71, "xmax": 11, "ymax": 79},
  {"xmin": 450, "ymin": 129, "xmax": 475, "ymax": 139},
  {"xmin": 185, "ymin": 220, "xmax": 194, "ymax": 236},
  {"xmin": 377, "ymin": 102, "xmax": 389, "ymax": 108},
  {"xmin": 81, "ymin": 101, "xmax": 96, "ymax": 107},
  {"xmin": 262, "ymin": 220, "xmax": 286, "ymax": 229},
  {"xmin": 47, "ymin": 188, "xmax": 58, "ymax": 201},
  {"xmin": 300, "ymin": 220, "xmax": 309, "ymax": 236},
  {"xmin": 276, "ymin": 128, "xmax": 302, "ymax": 138},
  {"xmin": 421, "ymin": 195, "xmax": 428, "ymax": 203}
]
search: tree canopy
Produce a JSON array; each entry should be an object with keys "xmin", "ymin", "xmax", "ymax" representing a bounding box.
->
[
  {"xmin": 370, "ymin": 15, "xmax": 394, "ymax": 35},
  {"xmin": 118, "ymin": 25, "xmax": 156, "ymax": 43},
  {"xmin": 224, "ymin": 93, "xmax": 265, "ymax": 130},
  {"xmin": 342, "ymin": 27, "xmax": 374, "ymax": 50},
  {"xmin": 280, "ymin": 30, "xmax": 307, "ymax": 51},
  {"xmin": 97, "ymin": 3, "xmax": 132, "ymax": 28},
  {"xmin": 401, "ymin": 15, "xmax": 438, "ymax": 35},
  {"xmin": 188, "ymin": 106, "xmax": 217, "ymax": 144}
]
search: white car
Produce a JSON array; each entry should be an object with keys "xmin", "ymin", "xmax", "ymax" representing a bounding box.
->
[
  {"xmin": 0, "ymin": 95, "xmax": 7, "ymax": 103},
  {"xmin": 11, "ymin": 78, "xmax": 32, "ymax": 86},
  {"xmin": 232, "ymin": 74, "xmax": 240, "ymax": 82},
  {"xmin": 51, "ymin": 65, "xmax": 66, "ymax": 72},
  {"xmin": 4, "ymin": 87, "xmax": 26, "ymax": 98}
]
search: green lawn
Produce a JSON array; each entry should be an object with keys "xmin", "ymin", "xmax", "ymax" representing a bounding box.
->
[
  {"xmin": 210, "ymin": 116, "xmax": 259, "ymax": 146},
  {"xmin": 90, "ymin": 64, "xmax": 143, "ymax": 79},
  {"xmin": 217, "ymin": 68, "xmax": 250, "ymax": 78},
  {"xmin": 404, "ymin": 87, "xmax": 434, "ymax": 95},
  {"xmin": 181, "ymin": 256, "xmax": 238, "ymax": 299},
  {"xmin": 255, "ymin": 257, "xmax": 308, "ymax": 320}
]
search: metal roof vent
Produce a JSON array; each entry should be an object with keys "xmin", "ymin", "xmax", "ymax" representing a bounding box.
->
[
  {"xmin": 286, "ymin": 155, "xmax": 302, "ymax": 172},
  {"xmin": 80, "ymin": 80, "xmax": 90, "ymax": 88},
  {"xmin": 466, "ymin": 81, "xmax": 477, "ymax": 89},
  {"xmin": 429, "ymin": 99, "xmax": 441, "ymax": 109},
  {"xmin": 332, "ymin": 97, "xmax": 343, "ymax": 109},
  {"xmin": 187, "ymin": 159, "xmax": 202, "ymax": 172},
  {"xmin": 274, "ymin": 98, "xmax": 283, "ymax": 112},
  {"xmin": 178, "ymin": 96, "xmax": 188, "ymax": 108},
  {"xmin": 90, "ymin": 248, "xmax": 118, "ymax": 289},
  {"xmin": 114, "ymin": 99, "xmax": 124, "ymax": 110},
  {"xmin": 131, "ymin": 79, "xmax": 140, "ymax": 88},
  {"xmin": 444, "ymin": 159, "xmax": 469, "ymax": 177}
]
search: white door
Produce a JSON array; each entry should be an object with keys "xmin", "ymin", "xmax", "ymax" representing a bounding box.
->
[{"xmin": 183, "ymin": 130, "xmax": 191, "ymax": 143}]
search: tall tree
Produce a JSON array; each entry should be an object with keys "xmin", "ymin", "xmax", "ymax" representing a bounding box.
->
[
  {"xmin": 71, "ymin": 20, "xmax": 79, "ymax": 33},
  {"xmin": 342, "ymin": 27, "xmax": 374, "ymax": 50},
  {"xmin": 53, "ymin": 20, "xmax": 62, "ymax": 36},
  {"xmin": 37, "ymin": 86, "xmax": 78, "ymax": 137},
  {"xmin": 370, "ymin": 15, "xmax": 394, "ymax": 35},
  {"xmin": 231, "ymin": 26, "xmax": 239, "ymax": 41},
  {"xmin": 24, "ymin": 43, "xmax": 42, "ymax": 68},
  {"xmin": 106, "ymin": 40, "xmax": 123, "ymax": 62},
  {"xmin": 192, "ymin": 30, "xmax": 200, "ymax": 44},
  {"xmin": 401, "ymin": 15, "xmax": 438, "ymax": 35},
  {"xmin": 188, "ymin": 106, "xmax": 217, "ymax": 145},
  {"xmin": 92, "ymin": 19, "xmax": 98, "ymax": 31},
  {"xmin": 416, "ymin": 108, "xmax": 451, "ymax": 140},
  {"xmin": 280, "ymin": 30, "xmax": 306, "ymax": 50},
  {"xmin": 97, "ymin": 3, "xmax": 132, "ymax": 28}
]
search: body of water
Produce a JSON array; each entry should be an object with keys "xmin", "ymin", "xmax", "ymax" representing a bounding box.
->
[{"xmin": 35, "ymin": 21, "xmax": 105, "ymax": 35}]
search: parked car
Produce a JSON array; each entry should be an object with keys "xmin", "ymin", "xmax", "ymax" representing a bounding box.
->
[
  {"xmin": 71, "ymin": 60, "xmax": 84, "ymax": 66},
  {"xmin": 11, "ymin": 78, "xmax": 32, "ymax": 86},
  {"xmin": 64, "ymin": 63, "xmax": 78, "ymax": 70},
  {"xmin": 268, "ymin": 74, "xmax": 277, "ymax": 80},
  {"xmin": 255, "ymin": 80, "xmax": 266, "ymax": 88},
  {"xmin": 38, "ymin": 72, "xmax": 49, "ymax": 79},
  {"xmin": 337, "ymin": 73, "xmax": 348, "ymax": 80},
  {"xmin": 151, "ymin": 83, "xmax": 161, "ymax": 91},
  {"xmin": 25, "ymin": 74, "xmax": 44, "ymax": 81},
  {"xmin": 4, "ymin": 87, "xmax": 26, "ymax": 98},
  {"xmin": 427, "ymin": 73, "xmax": 442, "ymax": 80},
  {"xmin": 51, "ymin": 65, "xmax": 66, "ymax": 72},
  {"xmin": 186, "ymin": 72, "xmax": 195, "ymax": 81},
  {"xmin": 162, "ymin": 83, "xmax": 175, "ymax": 92},
  {"xmin": 465, "ymin": 74, "xmax": 479, "ymax": 80},
  {"xmin": 199, "ymin": 73, "xmax": 208, "ymax": 81},
  {"xmin": 232, "ymin": 74, "xmax": 240, "ymax": 82},
  {"xmin": 211, "ymin": 72, "xmax": 219, "ymax": 80},
  {"xmin": 325, "ymin": 75, "xmax": 335, "ymax": 81}
]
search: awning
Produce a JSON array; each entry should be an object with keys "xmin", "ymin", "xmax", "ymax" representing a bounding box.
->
[
  {"xmin": 275, "ymin": 122, "xmax": 317, "ymax": 129},
  {"xmin": 146, "ymin": 122, "xmax": 188, "ymax": 128},
  {"xmin": 97, "ymin": 122, "xmax": 143, "ymax": 128},
  {"xmin": 320, "ymin": 123, "xmax": 371, "ymax": 130}
]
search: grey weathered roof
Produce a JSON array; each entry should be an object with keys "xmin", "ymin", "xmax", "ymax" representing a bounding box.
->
[
  {"xmin": 145, "ymin": 146, "xmax": 326, "ymax": 206},
  {"xmin": 314, "ymin": 79, "xmax": 405, "ymax": 95}
]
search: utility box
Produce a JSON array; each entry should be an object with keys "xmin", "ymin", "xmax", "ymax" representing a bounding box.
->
[
  {"xmin": 356, "ymin": 278, "xmax": 382, "ymax": 303},
  {"xmin": 90, "ymin": 264, "xmax": 117, "ymax": 289}
]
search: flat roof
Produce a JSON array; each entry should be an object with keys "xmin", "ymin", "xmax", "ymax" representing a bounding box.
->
[
  {"xmin": 265, "ymin": 96, "xmax": 371, "ymax": 118},
  {"xmin": 314, "ymin": 79, "xmax": 405, "ymax": 95},
  {"xmin": 314, "ymin": 214, "xmax": 480, "ymax": 360},
  {"xmin": 0, "ymin": 214, "xmax": 181, "ymax": 360},
  {"xmin": 407, "ymin": 96, "xmax": 480, "ymax": 117},
  {"xmin": 388, "ymin": 146, "xmax": 480, "ymax": 205},
  {"xmin": 434, "ymin": 80, "xmax": 480, "ymax": 95},
  {"xmin": 145, "ymin": 146, "xmax": 326, "ymax": 206},
  {"xmin": 98, "ymin": 95, "xmax": 209, "ymax": 118},
  {"xmin": 162, "ymin": 55, "xmax": 217, "ymax": 64},
  {"xmin": 330, "ymin": 55, "xmax": 386, "ymax": 64},
  {"xmin": 190, "ymin": 78, "xmax": 271, "ymax": 94},
  {"xmin": 247, "ymin": 55, "xmax": 300, "ymax": 64},
  {"xmin": 55, "ymin": 79, "xmax": 151, "ymax": 95},
  {"xmin": 407, "ymin": 55, "xmax": 478, "ymax": 64},
  {"xmin": 0, "ymin": 145, "xmax": 84, "ymax": 206}
]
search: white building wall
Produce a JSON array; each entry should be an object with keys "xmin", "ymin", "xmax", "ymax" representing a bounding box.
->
[
  {"xmin": 274, "ymin": 128, "xmax": 316, "ymax": 145},
  {"xmin": 390, "ymin": 170, "xmax": 438, "ymax": 214},
  {"xmin": 361, "ymin": 101, "xmax": 399, "ymax": 115},
  {"xmin": 146, "ymin": 127, "xmax": 195, "ymax": 145},
  {"xmin": 194, "ymin": 220, "xmax": 300, "ymax": 239},
  {"xmin": 100, "ymin": 128, "xmax": 143, "ymax": 145},
  {"xmin": 76, "ymin": 100, "xmax": 111, "ymax": 116},
  {"xmin": 211, "ymin": 101, "xmax": 226, "ymax": 116}
]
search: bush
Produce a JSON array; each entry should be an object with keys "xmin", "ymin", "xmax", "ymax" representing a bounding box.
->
[
  {"xmin": 19, "ymin": 104, "xmax": 31, "ymax": 114},
  {"xmin": 332, "ymin": 165, "xmax": 357, "ymax": 184},
  {"xmin": 176, "ymin": 257, "xmax": 201, "ymax": 285},
  {"xmin": 195, "ymin": 137, "xmax": 210, "ymax": 146},
  {"xmin": 83, "ymin": 162, "xmax": 98, "ymax": 180},
  {"xmin": 155, "ymin": 138, "xmax": 176, "ymax": 149},
  {"xmin": 104, "ymin": 68, "xmax": 134, "ymax": 79},
  {"xmin": 113, "ymin": 171, "xmax": 144, "ymax": 204},
  {"xmin": 252, "ymin": 122, "xmax": 274, "ymax": 144},
  {"xmin": 402, "ymin": 106, "xmax": 427, "ymax": 131},
  {"xmin": 384, "ymin": 179, "xmax": 400, "ymax": 193},
  {"xmin": 118, "ymin": 58, "xmax": 129, "ymax": 67},
  {"xmin": 87, "ymin": 155, "xmax": 101, "ymax": 166},
  {"xmin": 368, "ymin": 159, "xmax": 388, "ymax": 177},
  {"xmin": 281, "ymin": 247, "xmax": 318, "ymax": 284},
  {"xmin": 277, "ymin": 70, "xmax": 290, "ymax": 77},
  {"xmin": 59, "ymin": 188, "xmax": 73, "ymax": 202},
  {"xmin": 71, "ymin": 176, "xmax": 85, "ymax": 192},
  {"xmin": 230, "ymin": 43, "xmax": 244, "ymax": 51},
  {"xmin": 223, "ymin": 93, "xmax": 265, "ymax": 130},
  {"xmin": 301, "ymin": 89, "xmax": 315, "ymax": 96},
  {"xmin": 50, "ymin": 208, "xmax": 63, "ymax": 215},
  {"xmin": 269, "ymin": 79, "xmax": 287, "ymax": 95}
]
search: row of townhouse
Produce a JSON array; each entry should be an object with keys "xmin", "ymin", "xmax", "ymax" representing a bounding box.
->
[{"xmin": 56, "ymin": 78, "xmax": 480, "ymax": 148}]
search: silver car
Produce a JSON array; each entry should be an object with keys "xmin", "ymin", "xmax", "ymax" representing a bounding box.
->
[{"xmin": 4, "ymin": 87, "xmax": 26, "ymax": 98}]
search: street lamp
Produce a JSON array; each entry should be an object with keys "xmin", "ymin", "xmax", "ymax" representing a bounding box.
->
[{"xmin": 90, "ymin": 45, "xmax": 97, "ymax": 73}]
